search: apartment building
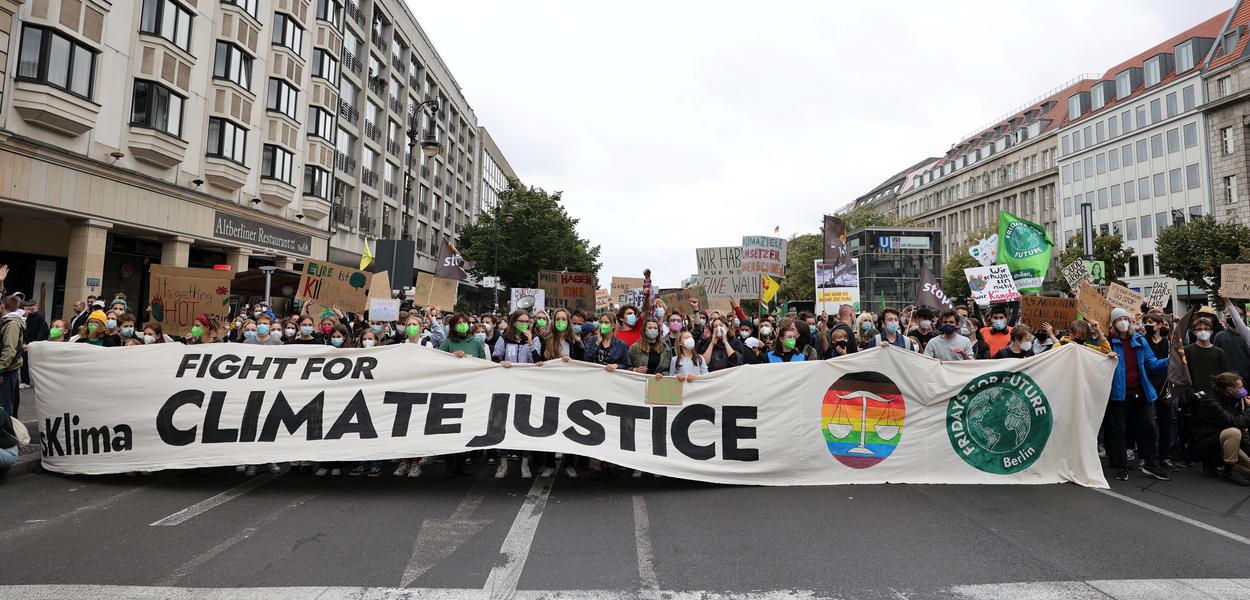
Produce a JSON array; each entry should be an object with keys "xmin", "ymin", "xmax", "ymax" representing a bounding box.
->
[
  {"xmin": 1202, "ymin": 1, "xmax": 1250, "ymax": 225},
  {"xmin": 848, "ymin": 157, "xmax": 937, "ymax": 219},
  {"xmin": 895, "ymin": 80, "xmax": 1078, "ymax": 267},
  {"xmin": 479, "ymin": 126, "xmax": 517, "ymax": 215},
  {"xmin": 1057, "ymin": 11, "xmax": 1226, "ymax": 308}
]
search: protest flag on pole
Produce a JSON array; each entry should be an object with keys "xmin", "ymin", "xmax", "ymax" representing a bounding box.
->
[
  {"xmin": 761, "ymin": 274, "xmax": 780, "ymax": 303},
  {"xmin": 996, "ymin": 211, "xmax": 1053, "ymax": 294},
  {"xmin": 359, "ymin": 237, "xmax": 373, "ymax": 271}
]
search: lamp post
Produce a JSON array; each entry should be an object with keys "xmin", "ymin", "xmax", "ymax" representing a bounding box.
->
[
  {"xmin": 493, "ymin": 191, "xmax": 514, "ymax": 311},
  {"xmin": 403, "ymin": 98, "xmax": 443, "ymax": 240},
  {"xmin": 1079, "ymin": 201, "xmax": 1094, "ymax": 260}
]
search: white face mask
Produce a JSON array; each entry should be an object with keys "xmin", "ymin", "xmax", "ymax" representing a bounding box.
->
[
  {"xmin": 1196, "ymin": 330, "xmax": 1212, "ymax": 342},
  {"xmin": 759, "ymin": 326, "xmax": 772, "ymax": 337},
  {"xmin": 920, "ymin": 320, "xmax": 932, "ymax": 330},
  {"xmin": 1020, "ymin": 340, "xmax": 1034, "ymax": 352},
  {"xmin": 362, "ymin": 339, "xmax": 377, "ymax": 348},
  {"xmin": 682, "ymin": 338, "xmax": 696, "ymax": 350},
  {"xmin": 1115, "ymin": 320, "xmax": 1130, "ymax": 333},
  {"xmin": 142, "ymin": 334, "xmax": 155, "ymax": 344},
  {"xmin": 739, "ymin": 330, "xmax": 751, "ymax": 339},
  {"xmin": 716, "ymin": 327, "xmax": 727, "ymax": 338},
  {"xmin": 484, "ymin": 324, "xmax": 494, "ymax": 333}
]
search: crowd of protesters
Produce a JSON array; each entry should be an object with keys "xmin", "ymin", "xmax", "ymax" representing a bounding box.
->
[{"xmin": 0, "ymin": 264, "xmax": 1247, "ymax": 488}]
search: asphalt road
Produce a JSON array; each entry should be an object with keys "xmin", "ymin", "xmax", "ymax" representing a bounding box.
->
[{"xmin": 1, "ymin": 459, "xmax": 1249, "ymax": 599}]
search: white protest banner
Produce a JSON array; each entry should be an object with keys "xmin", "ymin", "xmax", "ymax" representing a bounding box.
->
[
  {"xmin": 510, "ymin": 288, "xmax": 546, "ymax": 313},
  {"xmin": 28, "ymin": 342, "xmax": 1113, "ymax": 488},
  {"xmin": 697, "ymin": 246, "xmax": 761, "ymax": 298},
  {"xmin": 1060, "ymin": 260, "xmax": 1091, "ymax": 289},
  {"xmin": 368, "ymin": 298, "xmax": 401, "ymax": 322},
  {"xmin": 740, "ymin": 236, "xmax": 787, "ymax": 278},
  {"xmin": 968, "ymin": 234, "xmax": 998, "ymax": 268},
  {"xmin": 963, "ymin": 264, "xmax": 1020, "ymax": 307},
  {"xmin": 1146, "ymin": 281, "xmax": 1172, "ymax": 310},
  {"xmin": 815, "ymin": 259, "xmax": 860, "ymax": 313}
]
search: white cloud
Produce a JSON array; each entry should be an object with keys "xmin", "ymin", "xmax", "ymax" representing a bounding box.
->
[{"xmin": 409, "ymin": 0, "xmax": 1230, "ymax": 289}]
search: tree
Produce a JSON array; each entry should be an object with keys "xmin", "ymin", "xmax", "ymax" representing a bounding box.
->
[
  {"xmin": 457, "ymin": 181, "xmax": 602, "ymax": 298},
  {"xmin": 777, "ymin": 233, "xmax": 820, "ymax": 302},
  {"xmin": 1157, "ymin": 215, "xmax": 1250, "ymax": 293},
  {"xmin": 1054, "ymin": 232, "xmax": 1135, "ymax": 293},
  {"xmin": 840, "ymin": 205, "xmax": 917, "ymax": 231}
]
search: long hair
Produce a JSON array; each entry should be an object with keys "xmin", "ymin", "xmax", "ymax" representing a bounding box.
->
[
  {"xmin": 772, "ymin": 324, "xmax": 799, "ymax": 355},
  {"xmin": 543, "ymin": 308, "xmax": 577, "ymax": 361},
  {"xmin": 503, "ymin": 309, "xmax": 531, "ymax": 344},
  {"xmin": 629, "ymin": 317, "xmax": 666, "ymax": 355}
]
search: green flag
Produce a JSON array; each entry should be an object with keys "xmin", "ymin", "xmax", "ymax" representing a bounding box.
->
[
  {"xmin": 996, "ymin": 210, "xmax": 1052, "ymax": 294},
  {"xmin": 879, "ymin": 290, "xmax": 886, "ymax": 311}
]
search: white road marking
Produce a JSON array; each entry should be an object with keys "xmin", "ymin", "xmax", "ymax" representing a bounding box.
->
[
  {"xmin": 631, "ymin": 495, "xmax": 659, "ymax": 592},
  {"xmin": 150, "ymin": 472, "xmax": 281, "ymax": 526},
  {"xmin": 400, "ymin": 476, "xmax": 497, "ymax": 587},
  {"xmin": 481, "ymin": 470, "xmax": 557, "ymax": 600},
  {"xmin": 155, "ymin": 494, "xmax": 312, "ymax": 586},
  {"xmin": 1092, "ymin": 487, "xmax": 1250, "ymax": 547},
  {"xmin": 0, "ymin": 484, "xmax": 152, "ymax": 542}
]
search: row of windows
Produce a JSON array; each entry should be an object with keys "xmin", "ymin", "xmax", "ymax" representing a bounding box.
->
[
  {"xmin": 272, "ymin": 13, "xmax": 304, "ymax": 55},
  {"xmin": 1061, "ymin": 85, "xmax": 1196, "ymax": 156},
  {"xmin": 130, "ymin": 79, "xmax": 184, "ymax": 136},
  {"xmin": 1064, "ymin": 208, "xmax": 1205, "ymax": 252},
  {"xmin": 1061, "ymin": 123, "xmax": 1199, "ymax": 184},
  {"xmin": 1063, "ymin": 165, "xmax": 1201, "ymax": 216},
  {"xmin": 139, "ymin": 0, "xmax": 193, "ymax": 52},
  {"xmin": 262, "ymin": 145, "xmax": 294, "ymax": 184},
  {"xmin": 212, "ymin": 41, "xmax": 252, "ymax": 91},
  {"xmin": 16, "ymin": 25, "xmax": 96, "ymax": 99}
]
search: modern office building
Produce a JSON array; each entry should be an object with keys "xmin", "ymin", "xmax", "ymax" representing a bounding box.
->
[
  {"xmin": 1202, "ymin": 1, "xmax": 1250, "ymax": 225},
  {"xmin": 479, "ymin": 126, "xmax": 517, "ymax": 215},
  {"xmin": 1057, "ymin": 11, "xmax": 1227, "ymax": 307},
  {"xmin": 845, "ymin": 226, "xmax": 941, "ymax": 309}
]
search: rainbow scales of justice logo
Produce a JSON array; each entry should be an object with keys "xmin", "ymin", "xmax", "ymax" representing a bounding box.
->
[{"xmin": 821, "ymin": 372, "xmax": 906, "ymax": 468}]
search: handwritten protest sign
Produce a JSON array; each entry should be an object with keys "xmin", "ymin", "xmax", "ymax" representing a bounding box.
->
[
  {"xmin": 610, "ymin": 277, "xmax": 645, "ymax": 307},
  {"xmin": 697, "ymin": 246, "xmax": 760, "ymax": 298},
  {"xmin": 657, "ymin": 285, "xmax": 710, "ymax": 316},
  {"xmin": 510, "ymin": 288, "xmax": 546, "ymax": 313},
  {"xmin": 148, "ymin": 265, "xmax": 234, "ymax": 336},
  {"xmin": 1105, "ymin": 283, "xmax": 1146, "ymax": 315},
  {"xmin": 1146, "ymin": 281, "xmax": 1172, "ymax": 310},
  {"xmin": 368, "ymin": 298, "xmax": 401, "ymax": 321},
  {"xmin": 1076, "ymin": 281, "xmax": 1114, "ymax": 327},
  {"xmin": 645, "ymin": 377, "xmax": 684, "ymax": 406},
  {"xmin": 411, "ymin": 272, "xmax": 458, "ymax": 309},
  {"xmin": 1019, "ymin": 296, "xmax": 1080, "ymax": 330},
  {"xmin": 296, "ymin": 259, "xmax": 372, "ymax": 313},
  {"xmin": 537, "ymin": 270, "xmax": 596, "ymax": 311},
  {"xmin": 1222, "ymin": 264, "xmax": 1250, "ymax": 298},
  {"xmin": 595, "ymin": 289, "xmax": 609, "ymax": 313},
  {"xmin": 1060, "ymin": 260, "xmax": 1091, "ymax": 288},
  {"xmin": 740, "ymin": 236, "xmax": 787, "ymax": 278},
  {"xmin": 963, "ymin": 264, "xmax": 1020, "ymax": 307}
]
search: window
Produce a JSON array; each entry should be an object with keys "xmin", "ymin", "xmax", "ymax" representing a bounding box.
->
[
  {"xmin": 1096, "ymin": 121, "xmax": 1105, "ymax": 143},
  {"xmin": 1177, "ymin": 41, "xmax": 1196, "ymax": 72},
  {"xmin": 1061, "ymin": 164, "xmax": 1071, "ymax": 184},
  {"xmin": 266, "ymin": 78, "xmax": 298, "ymax": 119},
  {"xmin": 272, "ymin": 13, "xmax": 303, "ymax": 54},
  {"xmin": 1109, "ymin": 147, "xmax": 1119, "ymax": 170},
  {"xmin": 1135, "ymin": 105, "xmax": 1147, "ymax": 129},
  {"xmin": 130, "ymin": 79, "xmax": 183, "ymax": 137},
  {"xmin": 15, "ymin": 25, "xmax": 96, "ymax": 98},
  {"xmin": 1116, "ymin": 71, "xmax": 1133, "ymax": 99},
  {"xmin": 1127, "ymin": 217, "xmax": 1138, "ymax": 241},
  {"xmin": 206, "ymin": 117, "xmax": 247, "ymax": 164},
  {"xmin": 1149, "ymin": 98, "xmax": 1162, "ymax": 123},
  {"xmin": 1068, "ymin": 95, "xmax": 1082, "ymax": 120},
  {"xmin": 1150, "ymin": 133, "xmax": 1163, "ymax": 158},
  {"xmin": 1121, "ymin": 110, "xmax": 1133, "ymax": 133},
  {"xmin": 1166, "ymin": 128, "xmax": 1179, "ymax": 153},
  {"xmin": 1073, "ymin": 131, "xmax": 1083, "ymax": 151},
  {"xmin": 1098, "ymin": 188, "xmax": 1108, "ymax": 209},
  {"xmin": 1128, "ymin": 256, "xmax": 1139, "ymax": 277},
  {"xmin": 312, "ymin": 49, "xmax": 337, "ymax": 81},
  {"xmin": 261, "ymin": 144, "xmax": 294, "ymax": 184},
  {"xmin": 304, "ymin": 166, "xmax": 330, "ymax": 199},
  {"xmin": 1096, "ymin": 153, "xmax": 1106, "ymax": 174},
  {"xmin": 1084, "ymin": 157, "xmax": 1094, "ymax": 178},
  {"xmin": 1085, "ymin": 191, "xmax": 1095, "ymax": 209},
  {"xmin": 1121, "ymin": 144, "xmax": 1134, "ymax": 166},
  {"xmin": 222, "ymin": 0, "xmax": 257, "ymax": 17},
  {"xmin": 1222, "ymin": 127, "xmax": 1235, "ymax": 155},
  {"xmin": 212, "ymin": 41, "xmax": 252, "ymax": 90},
  {"xmin": 1156, "ymin": 212, "xmax": 1167, "ymax": 233},
  {"xmin": 1084, "ymin": 126, "xmax": 1093, "ymax": 147},
  {"xmin": 1183, "ymin": 163, "xmax": 1199, "ymax": 190},
  {"xmin": 1190, "ymin": 205, "xmax": 1203, "ymax": 219},
  {"xmin": 1219, "ymin": 76, "xmax": 1232, "ymax": 98},
  {"xmin": 1108, "ymin": 115, "xmax": 1118, "ymax": 138},
  {"xmin": 1110, "ymin": 184, "xmax": 1121, "ymax": 206},
  {"xmin": 1226, "ymin": 175, "xmax": 1239, "ymax": 203},
  {"xmin": 1125, "ymin": 179, "xmax": 1136, "ymax": 202},
  {"xmin": 1223, "ymin": 29, "xmax": 1242, "ymax": 57},
  {"xmin": 1181, "ymin": 85, "xmax": 1195, "ymax": 112},
  {"xmin": 1136, "ymin": 139, "xmax": 1148, "ymax": 162},
  {"xmin": 1168, "ymin": 168, "xmax": 1182, "ymax": 193},
  {"xmin": 140, "ymin": 0, "xmax": 193, "ymax": 51},
  {"xmin": 1145, "ymin": 56, "xmax": 1164, "ymax": 86},
  {"xmin": 1140, "ymin": 216, "xmax": 1153, "ymax": 238},
  {"xmin": 1061, "ymin": 135, "xmax": 1071, "ymax": 155},
  {"xmin": 1153, "ymin": 173, "xmax": 1165, "ymax": 197},
  {"xmin": 1073, "ymin": 160, "xmax": 1083, "ymax": 181},
  {"xmin": 1165, "ymin": 92, "xmax": 1178, "ymax": 118},
  {"xmin": 1063, "ymin": 197, "xmax": 1073, "ymax": 217},
  {"xmin": 316, "ymin": 0, "xmax": 342, "ymax": 27},
  {"xmin": 308, "ymin": 106, "xmax": 334, "ymax": 141},
  {"xmin": 1138, "ymin": 176, "xmax": 1150, "ymax": 198},
  {"xmin": 339, "ymin": 78, "xmax": 357, "ymax": 110},
  {"xmin": 1182, "ymin": 122, "xmax": 1197, "ymax": 148},
  {"xmin": 1143, "ymin": 254, "xmax": 1155, "ymax": 276}
]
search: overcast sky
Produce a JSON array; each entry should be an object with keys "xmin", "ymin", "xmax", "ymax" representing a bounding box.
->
[{"xmin": 411, "ymin": 0, "xmax": 1231, "ymax": 287}]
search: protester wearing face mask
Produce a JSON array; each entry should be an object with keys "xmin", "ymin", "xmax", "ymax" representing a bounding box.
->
[
  {"xmin": 532, "ymin": 310, "xmax": 551, "ymax": 338},
  {"xmin": 669, "ymin": 330, "xmax": 708, "ymax": 380},
  {"xmin": 768, "ymin": 325, "xmax": 807, "ymax": 363},
  {"xmin": 585, "ymin": 313, "xmax": 629, "ymax": 372},
  {"xmin": 1217, "ymin": 288, "xmax": 1250, "ymax": 381},
  {"xmin": 1106, "ymin": 307, "xmax": 1171, "ymax": 482},
  {"xmin": 325, "ymin": 324, "xmax": 351, "ymax": 350},
  {"xmin": 400, "ymin": 315, "xmax": 433, "ymax": 347},
  {"xmin": 699, "ymin": 316, "xmax": 743, "ymax": 371},
  {"xmin": 480, "ymin": 314, "xmax": 500, "ymax": 350},
  {"xmin": 923, "ymin": 310, "xmax": 974, "ymax": 361},
  {"xmin": 979, "ymin": 306, "xmax": 1014, "ymax": 356},
  {"xmin": 247, "ymin": 315, "xmax": 282, "ymax": 345},
  {"xmin": 0, "ymin": 294, "xmax": 25, "ymax": 417},
  {"xmin": 664, "ymin": 313, "xmax": 686, "ymax": 350},
  {"xmin": 358, "ymin": 328, "xmax": 381, "ymax": 349},
  {"xmin": 615, "ymin": 305, "xmax": 644, "ymax": 348},
  {"xmin": 791, "ymin": 320, "xmax": 819, "ymax": 362},
  {"xmin": 1140, "ymin": 313, "xmax": 1179, "ymax": 467},
  {"xmin": 75, "ymin": 310, "xmax": 120, "ymax": 347},
  {"xmin": 992, "ymin": 324, "xmax": 1036, "ymax": 359},
  {"xmin": 542, "ymin": 309, "xmax": 584, "ymax": 366},
  {"xmin": 47, "ymin": 319, "xmax": 68, "ymax": 343},
  {"xmin": 854, "ymin": 312, "xmax": 877, "ymax": 348},
  {"xmin": 288, "ymin": 316, "xmax": 323, "ymax": 345},
  {"xmin": 495, "ymin": 310, "xmax": 543, "ymax": 368},
  {"xmin": 1183, "ymin": 316, "xmax": 1228, "ymax": 400},
  {"xmin": 867, "ymin": 308, "xmax": 918, "ymax": 351},
  {"xmin": 628, "ymin": 317, "xmax": 672, "ymax": 375},
  {"xmin": 441, "ymin": 313, "xmax": 489, "ymax": 360},
  {"xmin": 907, "ymin": 307, "xmax": 938, "ymax": 352},
  {"xmin": 1193, "ymin": 372, "xmax": 1250, "ymax": 486}
]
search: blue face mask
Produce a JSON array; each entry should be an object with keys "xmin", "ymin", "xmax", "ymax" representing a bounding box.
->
[
  {"xmin": 120, "ymin": 326, "xmax": 134, "ymax": 337},
  {"xmin": 106, "ymin": 319, "xmax": 118, "ymax": 330},
  {"xmin": 655, "ymin": 308, "xmax": 665, "ymax": 318},
  {"xmin": 330, "ymin": 337, "xmax": 344, "ymax": 347},
  {"xmin": 625, "ymin": 314, "xmax": 637, "ymax": 327},
  {"xmin": 257, "ymin": 324, "xmax": 270, "ymax": 336},
  {"xmin": 886, "ymin": 322, "xmax": 900, "ymax": 333},
  {"xmin": 861, "ymin": 322, "xmax": 872, "ymax": 331},
  {"xmin": 244, "ymin": 330, "xmax": 257, "ymax": 340},
  {"xmin": 371, "ymin": 324, "xmax": 383, "ymax": 333},
  {"xmin": 474, "ymin": 332, "xmax": 487, "ymax": 342}
]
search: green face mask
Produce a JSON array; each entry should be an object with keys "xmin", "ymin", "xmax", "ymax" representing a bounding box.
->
[
  {"xmin": 784, "ymin": 337, "xmax": 797, "ymax": 350},
  {"xmin": 600, "ymin": 323, "xmax": 613, "ymax": 335},
  {"xmin": 191, "ymin": 325, "xmax": 205, "ymax": 338},
  {"xmin": 554, "ymin": 319, "xmax": 568, "ymax": 332},
  {"xmin": 455, "ymin": 322, "xmax": 470, "ymax": 335},
  {"xmin": 87, "ymin": 323, "xmax": 99, "ymax": 333},
  {"xmin": 515, "ymin": 322, "xmax": 530, "ymax": 332},
  {"xmin": 49, "ymin": 327, "xmax": 63, "ymax": 340},
  {"xmin": 536, "ymin": 318, "xmax": 548, "ymax": 329},
  {"xmin": 407, "ymin": 324, "xmax": 421, "ymax": 338}
]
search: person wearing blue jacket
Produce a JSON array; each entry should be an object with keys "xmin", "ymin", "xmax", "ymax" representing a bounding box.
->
[
  {"xmin": 1106, "ymin": 307, "xmax": 1171, "ymax": 482},
  {"xmin": 584, "ymin": 313, "xmax": 629, "ymax": 371}
]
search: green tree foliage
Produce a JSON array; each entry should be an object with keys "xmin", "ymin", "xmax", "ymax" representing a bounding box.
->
[
  {"xmin": 1156, "ymin": 215, "xmax": 1250, "ymax": 293},
  {"xmin": 458, "ymin": 181, "xmax": 602, "ymax": 295},
  {"xmin": 940, "ymin": 225, "xmax": 997, "ymax": 302},
  {"xmin": 1054, "ymin": 232, "xmax": 1135, "ymax": 293},
  {"xmin": 777, "ymin": 233, "xmax": 821, "ymax": 302}
]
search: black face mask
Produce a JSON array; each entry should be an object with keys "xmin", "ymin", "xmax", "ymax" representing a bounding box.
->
[{"xmin": 1145, "ymin": 325, "xmax": 1156, "ymax": 336}]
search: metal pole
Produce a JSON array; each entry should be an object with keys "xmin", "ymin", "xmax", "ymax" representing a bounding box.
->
[
  {"xmin": 493, "ymin": 204, "xmax": 500, "ymax": 311},
  {"xmin": 259, "ymin": 265, "xmax": 277, "ymax": 306},
  {"xmin": 1079, "ymin": 202, "xmax": 1094, "ymax": 259}
]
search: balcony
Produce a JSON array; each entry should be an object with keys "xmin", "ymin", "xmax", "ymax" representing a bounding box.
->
[
  {"xmin": 338, "ymin": 99, "xmax": 359, "ymax": 123},
  {"xmin": 367, "ymin": 76, "xmax": 384, "ymax": 97},
  {"xmin": 204, "ymin": 156, "xmax": 250, "ymax": 191},
  {"xmin": 258, "ymin": 179, "xmax": 297, "ymax": 208},
  {"xmin": 302, "ymin": 196, "xmax": 332, "ymax": 221},
  {"xmin": 388, "ymin": 96, "xmax": 401, "ymax": 113},
  {"xmin": 409, "ymin": 75, "xmax": 420, "ymax": 90},
  {"xmin": 128, "ymin": 127, "xmax": 188, "ymax": 169},
  {"xmin": 361, "ymin": 167, "xmax": 378, "ymax": 187},
  {"xmin": 342, "ymin": 49, "xmax": 362, "ymax": 75},
  {"xmin": 11, "ymin": 80, "xmax": 99, "ymax": 137},
  {"xmin": 382, "ymin": 223, "xmax": 394, "ymax": 239},
  {"xmin": 370, "ymin": 29, "xmax": 384, "ymax": 48},
  {"xmin": 331, "ymin": 203, "xmax": 354, "ymax": 227},
  {"xmin": 334, "ymin": 151, "xmax": 357, "ymax": 174},
  {"xmin": 364, "ymin": 120, "xmax": 381, "ymax": 141},
  {"xmin": 391, "ymin": 54, "xmax": 404, "ymax": 71},
  {"xmin": 384, "ymin": 181, "xmax": 398, "ymax": 198},
  {"xmin": 386, "ymin": 139, "xmax": 402, "ymax": 156},
  {"xmin": 359, "ymin": 214, "xmax": 377, "ymax": 233},
  {"xmin": 345, "ymin": 0, "xmax": 364, "ymax": 27}
]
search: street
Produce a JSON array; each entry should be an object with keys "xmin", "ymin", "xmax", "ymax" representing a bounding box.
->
[{"xmin": 1, "ymin": 460, "xmax": 1249, "ymax": 599}]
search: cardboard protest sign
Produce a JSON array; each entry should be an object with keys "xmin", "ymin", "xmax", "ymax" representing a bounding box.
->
[
  {"xmin": 368, "ymin": 271, "xmax": 392, "ymax": 300},
  {"xmin": 1060, "ymin": 260, "xmax": 1091, "ymax": 289},
  {"xmin": 411, "ymin": 272, "xmax": 458, "ymax": 309},
  {"xmin": 740, "ymin": 236, "xmax": 787, "ymax": 278},
  {"xmin": 1146, "ymin": 281, "xmax": 1172, "ymax": 310},
  {"xmin": 697, "ymin": 246, "xmax": 761, "ymax": 298},
  {"xmin": 610, "ymin": 277, "xmax": 645, "ymax": 307},
  {"xmin": 148, "ymin": 265, "xmax": 234, "ymax": 336},
  {"xmin": 963, "ymin": 264, "xmax": 1020, "ymax": 307},
  {"xmin": 1105, "ymin": 283, "xmax": 1146, "ymax": 315},
  {"xmin": 510, "ymin": 288, "xmax": 546, "ymax": 313},
  {"xmin": 657, "ymin": 285, "xmax": 710, "ymax": 317},
  {"xmin": 1019, "ymin": 296, "xmax": 1080, "ymax": 330},
  {"xmin": 296, "ymin": 259, "xmax": 373, "ymax": 313},
  {"xmin": 368, "ymin": 298, "xmax": 401, "ymax": 322},
  {"xmin": 1221, "ymin": 263, "xmax": 1250, "ymax": 298},
  {"xmin": 815, "ymin": 259, "xmax": 860, "ymax": 313},
  {"xmin": 537, "ymin": 270, "xmax": 596, "ymax": 311},
  {"xmin": 595, "ymin": 289, "xmax": 609, "ymax": 313},
  {"xmin": 1076, "ymin": 281, "xmax": 1114, "ymax": 327},
  {"xmin": 645, "ymin": 377, "xmax": 684, "ymax": 406}
]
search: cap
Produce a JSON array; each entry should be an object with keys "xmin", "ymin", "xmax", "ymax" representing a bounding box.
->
[{"xmin": 1110, "ymin": 307, "xmax": 1132, "ymax": 323}]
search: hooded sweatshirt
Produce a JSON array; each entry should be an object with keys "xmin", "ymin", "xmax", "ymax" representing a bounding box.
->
[{"xmin": 0, "ymin": 309, "xmax": 26, "ymax": 373}]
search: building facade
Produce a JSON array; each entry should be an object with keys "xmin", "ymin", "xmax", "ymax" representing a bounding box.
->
[
  {"xmin": 845, "ymin": 227, "xmax": 941, "ymax": 309},
  {"xmin": 847, "ymin": 158, "xmax": 937, "ymax": 219},
  {"xmin": 478, "ymin": 125, "xmax": 517, "ymax": 215},
  {"xmin": 1057, "ymin": 12, "xmax": 1226, "ymax": 307},
  {"xmin": 1202, "ymin": 1, "xmax": 1250, "ymax": 225}
]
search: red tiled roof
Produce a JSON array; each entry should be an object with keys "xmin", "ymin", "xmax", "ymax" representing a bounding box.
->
[
  {"xmin": 1207, "ymin": 0, "xmax": 1248, "ymax": 70},
  {"xmin": 1063, "ymin": 10, "xmax": 1229, "ymax": 127}
]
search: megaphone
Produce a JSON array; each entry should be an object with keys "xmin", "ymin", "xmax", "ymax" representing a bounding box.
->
[{"xmin": 517, "ymin": 294, "xmax": 535, "ymax": 310}]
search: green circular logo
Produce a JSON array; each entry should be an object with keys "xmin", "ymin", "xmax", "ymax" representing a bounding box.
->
[
  {"xmin": 1004, "ymin": 222, "xmax": 1044, "ymax": 259},
  {"xmin": 349, "ymin": 272, "xmax": 368, "ymax": 289},
  {"xmin": 946, "ymin": 371, "xmax": 1051, "ymax": 475}
]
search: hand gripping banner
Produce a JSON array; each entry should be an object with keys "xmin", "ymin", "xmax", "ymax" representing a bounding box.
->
[{"xmin": 27, "ymin": 342, "xmax": 1115, "ymax": 487}]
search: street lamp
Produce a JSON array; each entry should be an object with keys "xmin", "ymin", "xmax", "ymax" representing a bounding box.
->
[
  {"xmin": 493, "ymin": 192, "xmax": 514, "ymax": 310},
  {"xmin": 403, "ymin": 98, "xmax": 442, "ymax": 239}
]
